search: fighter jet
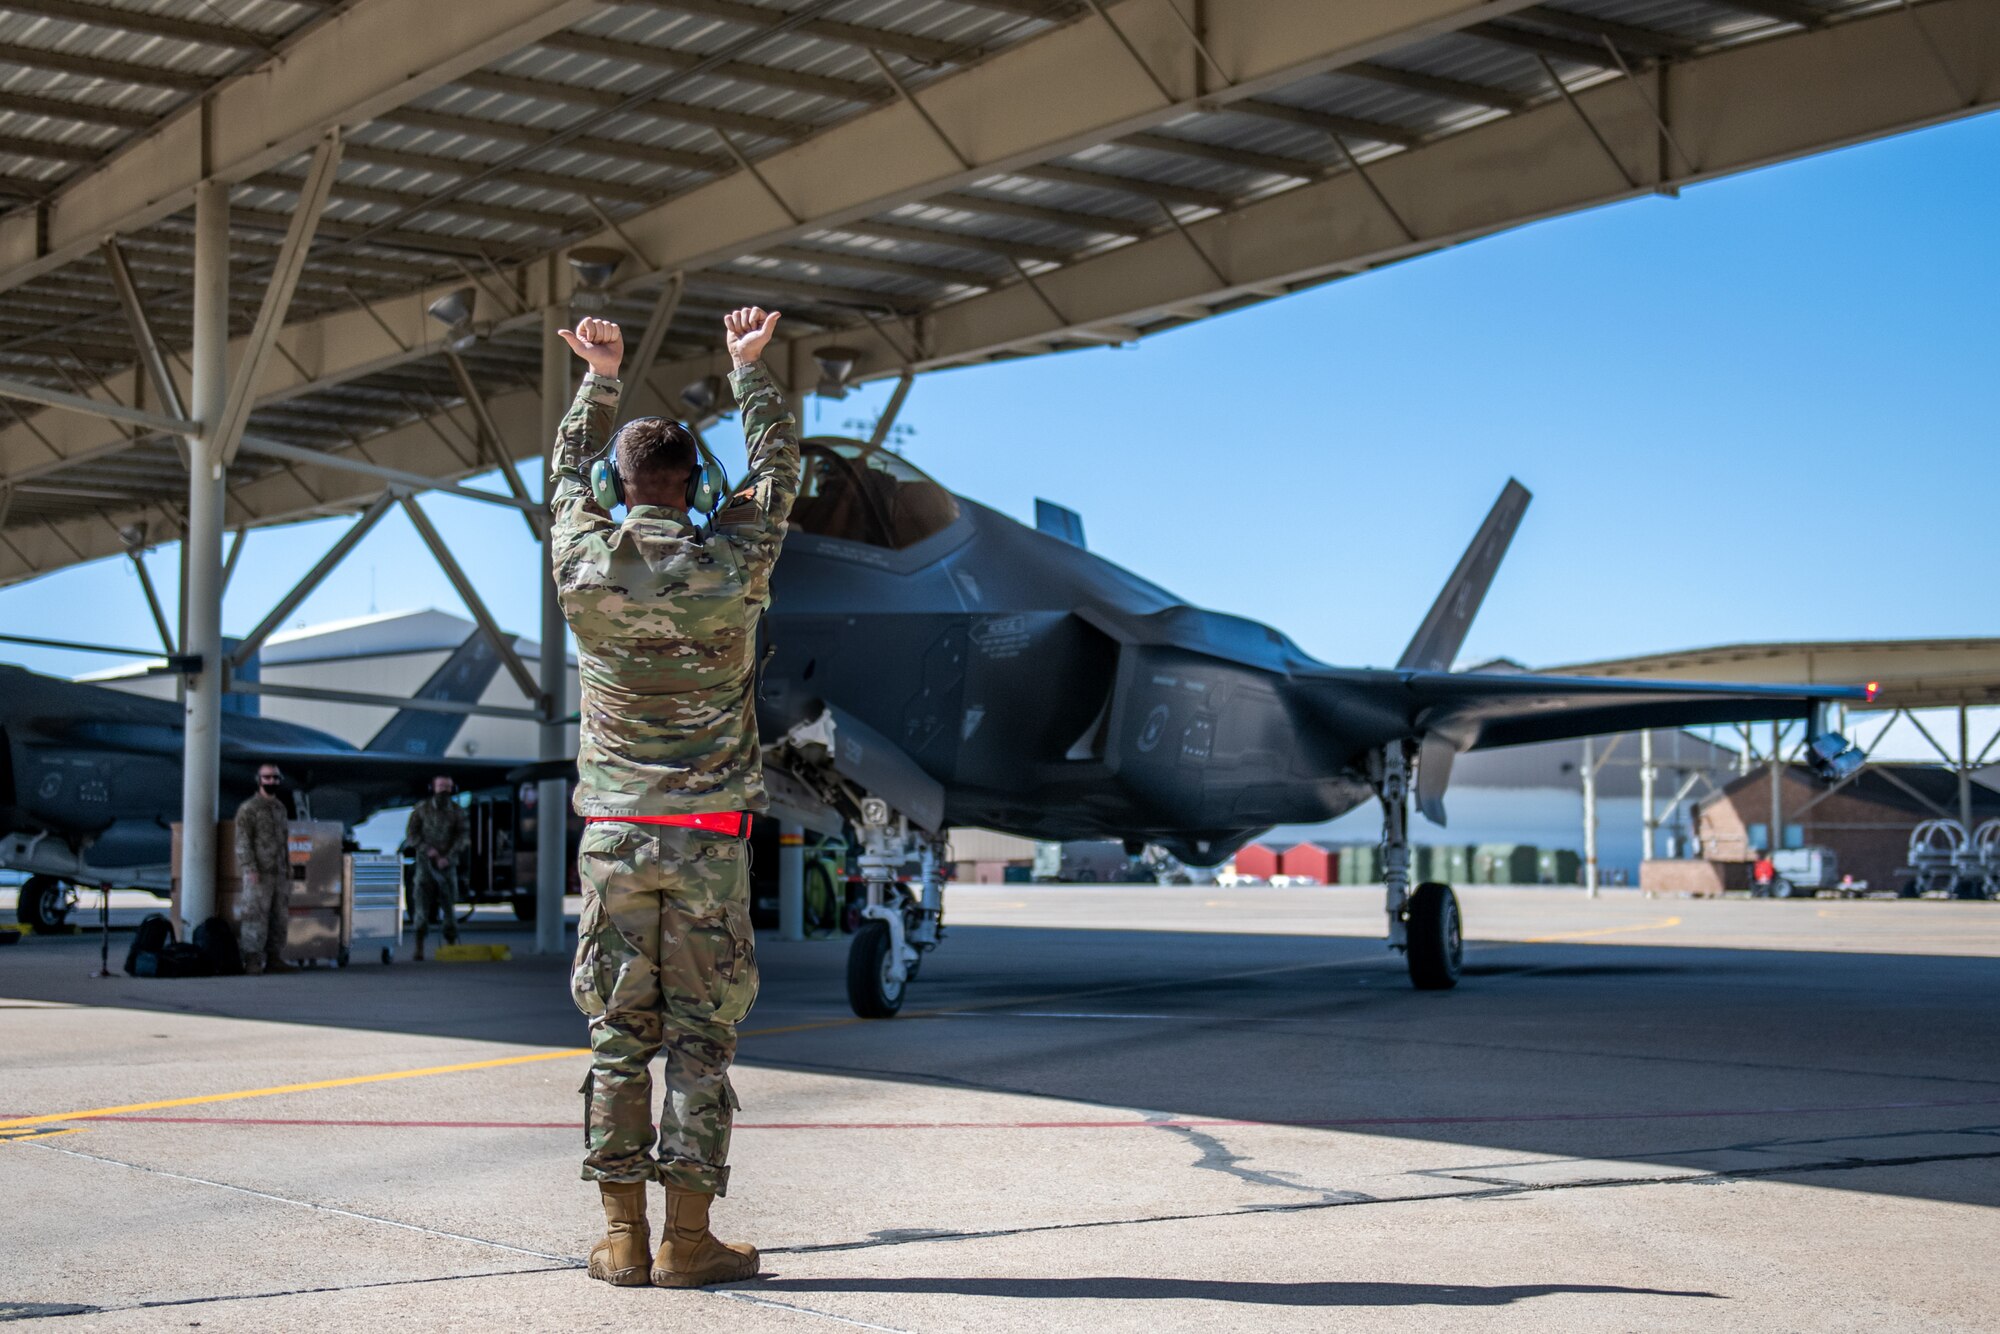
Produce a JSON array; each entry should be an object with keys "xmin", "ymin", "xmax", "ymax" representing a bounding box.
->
[
  {"xmin": 0, "ymin": 634, "xmax": 515, "ymax": 930},
  {"xmin": 754, "ymin": 436, "xmax": 1867, "ymax": 1016}
]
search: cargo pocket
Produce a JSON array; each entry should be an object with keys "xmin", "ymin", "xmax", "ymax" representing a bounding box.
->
[
  {"xmin": 570, "ymin": 895, "xmax": 608, "ymax": 1019},
  {"xmin": 712, "ymin": 899, "xmax": 760, "ymax": 1026}
]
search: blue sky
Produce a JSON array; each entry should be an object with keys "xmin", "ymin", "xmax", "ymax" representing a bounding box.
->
[{"xmin": 4, "ymin": 109, "xmax": 1996, "ymax": 684}]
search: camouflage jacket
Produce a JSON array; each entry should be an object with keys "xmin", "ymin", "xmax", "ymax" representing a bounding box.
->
[
  {"xmin": 404, "ymin": 795, "xmax": 469, "ymax": 860},
  {"xmin": 549, "ymin": 363, "xmax": 801, "ymax": 817},
  {"xmin": 232, "ymin": 792, "xmax": 288, "ymax": 881}
]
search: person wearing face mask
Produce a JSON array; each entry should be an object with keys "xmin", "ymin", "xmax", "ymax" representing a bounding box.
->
[
  {"xmin": 231, "ymin": 764, "xmax": 293, "ymax": 975},
  {"xmin": 402, "ymin": 775, "xmax": 469, "ymax": 961}
]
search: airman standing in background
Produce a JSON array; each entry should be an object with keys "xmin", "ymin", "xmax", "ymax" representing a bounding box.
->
[
  {"xmin": 232, "ymin": 763, "xmax": 292, "ymax": 975},
  {"xmin": 403, "ymin": 775, "xmax": 468, "ymax": 961}
]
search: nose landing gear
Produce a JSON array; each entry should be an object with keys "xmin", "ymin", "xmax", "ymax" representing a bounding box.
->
[{"xmin": 845, "ymin": 797, "xmax": 947, "ymax": 1018}]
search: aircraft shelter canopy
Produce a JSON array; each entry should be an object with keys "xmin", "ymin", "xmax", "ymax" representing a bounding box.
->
[
  {"xmin": 0, "ymin": 0, "xmax": 1994, "ymax": 584},
  {"xmin": 1550, "ymin": 639, "xmax": 2000, "ymax": 712}
]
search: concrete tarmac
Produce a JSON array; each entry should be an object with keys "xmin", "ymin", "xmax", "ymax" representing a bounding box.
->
[{"xmin": 3, "ymin": 885, "xmax": 1998, "ymax": 1331}]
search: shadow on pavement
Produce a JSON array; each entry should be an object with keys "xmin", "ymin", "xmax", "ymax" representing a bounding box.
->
[{"xmin": 746, "ymin": 1275, "xmax": 1724, "ymax": 1306}]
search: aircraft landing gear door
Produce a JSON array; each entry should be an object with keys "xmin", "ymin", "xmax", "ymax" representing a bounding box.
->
[
  {"xmin": 1374, "ymin": 742, "xmax": 1462, "ymax": 990},
  {"xmin": 846, "ymin": 797, "xmax": 945, "ymax": 1017}
]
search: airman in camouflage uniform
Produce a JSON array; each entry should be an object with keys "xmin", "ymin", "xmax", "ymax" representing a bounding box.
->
[
  {"xmin": 232, "ymin": 763, "xmax": 291, "ymax": 975},
  {"xmin": 551, "ymin": 307, "xmax": 798, "ymax": 1289},
  {"xmin": 402, "ymin": 775, "xmax": 468, "ymax": 960}
]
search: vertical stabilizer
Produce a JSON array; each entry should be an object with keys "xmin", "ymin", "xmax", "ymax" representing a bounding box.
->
[
  {"xmin": 363, "ymin": 633, "xmax": 504, "ymax": 756},
  {"xmin": 1397, "ymin": 480, "xmax": 1532, "ymax": 673}
]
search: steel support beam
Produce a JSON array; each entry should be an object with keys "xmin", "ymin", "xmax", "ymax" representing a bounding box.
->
[
  {"xmin": 443, "ymin": 350, "xmax": 539, "ymax": 532},
  {"xmin": 234, "ymin": 437, "xmax": 540, "ymax": 512},
  {"xmin": 230, "ymin": 491, "xmax": 396, "ymax": 669},
  {"xmin": 0, "ymin": 374, "xmax": 191, "ymax": 436},
  {"xmin": 126, "ymin": 548, "xmax": 174, "ymax": 654},
  {"xmin": 536, "ymin": 306, "xmax": 569, "ymax": 956},
  {"xmin": 176, "ymin": 180, "xmax": 229, "ymax": 937},
  {"xmin": 0, "ymin": 0, "xmax": 605, "ymax": 292},
  {"xmin": 228, "ymin": 678, "xmax": 541, "ymax": 722},
  {"xmin": 398, "ymin": 491, "xmax": 542, "ymax": 706},
  {"xmin": 101, "ymin": 238, "xmax": 191, "ymax": 468},
  {"xmin": 216, "ymin": 131, "xmax": 344, "ymax": 466}
]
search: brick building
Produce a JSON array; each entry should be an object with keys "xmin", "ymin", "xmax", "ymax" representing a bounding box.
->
[{"xmin": 1694, "ymin": 763, "xmax": 2000, "ymax": 892}]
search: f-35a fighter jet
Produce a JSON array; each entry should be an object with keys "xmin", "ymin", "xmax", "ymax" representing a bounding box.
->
[
  {"xmin": 755, "ymin": 438, "xmax": 1867, "ymax": 1017},
  {"xmin": 0, "ymin": 634, "xmax": 518, "ymax": 931}
]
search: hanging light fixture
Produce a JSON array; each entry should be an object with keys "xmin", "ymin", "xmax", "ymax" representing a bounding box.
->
[
  {"xmin": 567, "ymin": 246, "xmax": 625, "ymax": 312},
  {"xmin": 425, "ymin": 286, "xmax": 478, "ymax": 352},
  {"xmin": 813, "ymin": 345, "xmax": 862, "ymax": 399}
]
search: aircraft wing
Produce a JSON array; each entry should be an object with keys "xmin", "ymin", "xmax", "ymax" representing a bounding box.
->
[
  {"xmin": 1311, "ymin": 668, "xmax": 1868, "ymax": 751},
  {"xmin": 230, "ymin": 747, "xmax": 559, "ymax": 788}
]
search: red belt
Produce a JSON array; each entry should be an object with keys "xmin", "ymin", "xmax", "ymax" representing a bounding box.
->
[{"xmin": 586, "ymin": 811, "xmax": 749, "ymax": 836}]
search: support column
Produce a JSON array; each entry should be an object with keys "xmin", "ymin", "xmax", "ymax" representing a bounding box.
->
[
  {"xmin": 176, "ymin": 180, "xmax": 229, "ymax": 936},
  {"xmin": 778, "ymin": 820, "xmax": 805, "ymax": 942},
  {"xmin": 1769, "ymin": 720, "xmax": 1784, "ymax": 852},
  {"xmin": 1959, "ymin": 704, "xmax": 1975, "ymax": 835},
  {"xmin": 1639, "ymin": 729, "xmax": 1657, "ymax": 863},
  {"xmin": 535, "ymin": 306, "xmax": 569, "ymax": 955},
  {"xmin": 1582, "ymin": 735, "xmax": 1599, "ymax": 898}
]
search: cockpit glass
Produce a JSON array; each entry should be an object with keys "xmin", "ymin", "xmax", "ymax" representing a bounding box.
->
[{"xmin": 791, "ymin": 438, "xmax": 960, "ymax": 550}]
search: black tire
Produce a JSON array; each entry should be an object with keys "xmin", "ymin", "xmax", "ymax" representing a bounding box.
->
[
  {"xmin": 1953, "ymin": 878, "xmax": 1986, "ymax": 901},
  {"xmin": 1897, "ymin": 881, "xmax": 1921, "ymax": 899},
  {"xmin": 17, "ymin": 876, "xmax": 72, "ymax": 932},
  {"xmin": 1406, "ymin": 882, "xmax": 1462, "ymax": 991},
  {"xmin": 511, "ymin": 893, "xmax": 538, "ymax": 923},
  {"xmin": 1771, "ymin": 878, "xmax": 1794, "ymax": 900},
  {"xmin": 803, "ymin": 865, "xmax": 838, "ymax": 938},
  {"xmin": 381, "ymin": 947, "xmax": 393, "ymax": 966},
  {"xmin": 337, "ymin": 947, "xmax": 350, "ymax": 968},
  {"xmin": 845, "ymin": 920, "xmax": 905, "ymax": 1018}
]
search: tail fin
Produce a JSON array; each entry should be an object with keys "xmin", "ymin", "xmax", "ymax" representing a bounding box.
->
[
  {"xmin": 1397, "ymin": 479, "xmax": 1531, "ymax": 673},
  {"xmin": 363, "ymin": 633, "xmax": 504, "ymax": 756}
]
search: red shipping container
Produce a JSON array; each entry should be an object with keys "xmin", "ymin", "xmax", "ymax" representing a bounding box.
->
[
  {"xmin": 1281, "ymin": 843, "xmax": 1337, "ymax": 884},
  {"xmin": 1233, "ymin": 843, "xmax": 1282, "ymax": 880}
]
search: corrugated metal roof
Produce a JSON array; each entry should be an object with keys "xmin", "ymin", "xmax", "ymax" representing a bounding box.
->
[{"xmin": 0, "ymin": 0, "xmax": 1930, "ymax": 549}]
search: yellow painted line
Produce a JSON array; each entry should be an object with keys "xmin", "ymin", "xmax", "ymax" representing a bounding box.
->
[
  {"xmin": 1523, "ymin": 916, "xmax": 1682, "ymax": 943},
  {"xmin": 0, "ymin": 1048, "xmax": 589, "ymax": 1132}
]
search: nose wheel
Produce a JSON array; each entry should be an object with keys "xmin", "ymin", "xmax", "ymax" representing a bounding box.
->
[{"xmin": 846, "ymin": 920, "xmax": 906, "ymax": 1017}]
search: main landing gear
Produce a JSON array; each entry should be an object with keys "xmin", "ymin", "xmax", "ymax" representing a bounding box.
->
[
  {"xmin": 1374, "ymin": 743, "xmax": 1462, "ymax": 990},
  {"xmin": 16, "ymin": 875, "xmax": 76, "ymax": 933},
  {"xmin": 845, "ymin": 797, "xmax": 946, "ymax": 1018}
]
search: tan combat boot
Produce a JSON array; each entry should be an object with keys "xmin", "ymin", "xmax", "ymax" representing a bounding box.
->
[
  {"xmin": 651, "ymin": 1189, "xmax": 758, "ymax": 1287},
  {"xmin": 586, "ymin": 1181, "xmax": 652, "ymax": 1287}
]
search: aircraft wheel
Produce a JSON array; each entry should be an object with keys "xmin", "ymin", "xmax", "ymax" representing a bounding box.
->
[
  {"xmin": 845, "ymin": 920, "xmax": 905, "ymax": 1018},
  {"xmin": 1771, "ymin": 878, "xmax": 1795, "ymax": 900},
  {"xmin": 381, "ymin": 947, "xmax": 393, "ymax": 966},
  {"xmin": 1406, "ymin": 882, "xmax": 1462, "ymax": 991},
  {"xmin": 336, "ymin": 947, "xmax": 350, "ymax": 968},
  {"xmin": 510, "ymin": 893, "xmax": 538, "ymax": 923},
  {"xmin": 17, "ymin": 876, "xmax": 74, "ymax": 932}
]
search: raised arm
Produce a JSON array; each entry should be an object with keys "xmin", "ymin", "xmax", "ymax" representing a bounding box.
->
[
  {"xmin": 722, "ymin": 307, "xmax": 800, "ymax": 528},
  {"xmin": 550, "ymin": 316, "xmax": 623, "ymax": 499}
]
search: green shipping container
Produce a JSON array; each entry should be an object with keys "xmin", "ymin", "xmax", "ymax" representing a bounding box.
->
[
  {"xmin": 1422, "ymin": 844, "xmax": 1472, "ymax": 883},
  {"xmin": 1342, "ymin": 844, "xmax": 1380, "ymax": 884},
  {"xmin": 1537, "ymin": 848, "xmax": 1583, "ymax": 885},
  {"xmin": 1474, "ymin": 844, "xmax": 1540, "ymax": 884}
]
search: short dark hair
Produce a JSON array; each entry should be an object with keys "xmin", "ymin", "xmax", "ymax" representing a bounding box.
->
[{"xmin": 611, "ymin": 417, "xmax": 697, "ymax": 495}]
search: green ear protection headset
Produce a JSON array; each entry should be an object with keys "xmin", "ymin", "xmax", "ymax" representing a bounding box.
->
[{"xmin": 589, "ymin": 417, "xmax": 730, "ymax": 523}]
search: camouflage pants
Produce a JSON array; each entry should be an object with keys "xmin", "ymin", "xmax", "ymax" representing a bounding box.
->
[
  {"xmin": 571, "ymin": 822, "xmax": 758, "ymax": 1195},
  {"xmin": 410, "ymin": 859, "xmax": 459, "ymax": 943},
  {"xmin": 236, "ymin": 870, "xmax": 291, "ymax": 973}
]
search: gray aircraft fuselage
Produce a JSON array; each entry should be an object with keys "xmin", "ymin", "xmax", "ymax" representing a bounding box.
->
[{"xmin": 761, "ymin": 441, "xmax": 1387, "ymax": 864}]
